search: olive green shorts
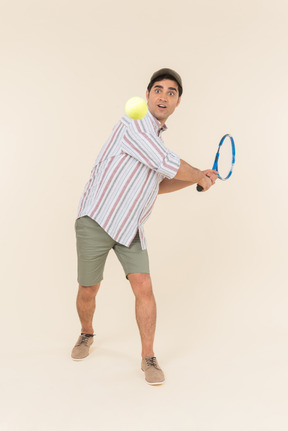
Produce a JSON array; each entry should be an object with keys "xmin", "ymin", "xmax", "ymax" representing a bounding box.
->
[{"xmin": 75, "ymin": 216, "xmax": 150, "ymax": 286}]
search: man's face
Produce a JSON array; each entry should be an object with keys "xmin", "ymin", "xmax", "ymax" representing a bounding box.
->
[{"xmin": 146, "ymin": 79, "xmax": 181, "ymax": 126}]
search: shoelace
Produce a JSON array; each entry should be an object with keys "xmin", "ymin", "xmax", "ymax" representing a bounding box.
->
[
  {"xmin": 145, "ymin": 357, "xmax": 159, "ymax": 369},
  {"xmin": 76, "ymin": 335, "xmax": 91, "ymax": 346}
]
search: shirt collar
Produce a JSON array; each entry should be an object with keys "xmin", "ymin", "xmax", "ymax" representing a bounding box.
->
[{"xmin": 147, "ymin": 110, "xmax": 168, "ymax": 136}]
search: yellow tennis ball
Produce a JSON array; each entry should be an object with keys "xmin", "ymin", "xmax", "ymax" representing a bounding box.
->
[{"xmin": 125, "ymin": 97, "xmax": 148, "ymax": 120}]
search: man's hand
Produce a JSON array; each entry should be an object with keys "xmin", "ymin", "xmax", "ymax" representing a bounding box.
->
[
  {"xmin": 203, "ymin": 169, "xmax": 219, "ymax": 185},
  {"xmin": 174, "ymin": 160, "xmax": 219, "ymax": 192},
  {"xmin": 197, "ymin": 170, "xmax": 219, "ymax": 191}
]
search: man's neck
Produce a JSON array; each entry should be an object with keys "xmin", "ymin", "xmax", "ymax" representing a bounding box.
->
[{"xmin": 148, "ymin": 110, "xmax": 167, "ymax": 130}]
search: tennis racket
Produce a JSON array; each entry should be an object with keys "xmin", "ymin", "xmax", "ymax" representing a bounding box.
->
[{"xmin": 197, "ymin": 134, "xmax": 236, "ymax": 191}]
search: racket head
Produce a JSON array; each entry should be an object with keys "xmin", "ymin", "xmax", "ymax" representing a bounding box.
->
[{"xmin": 212, "ymin": 134, "xmax": 235, "ymax": 180}]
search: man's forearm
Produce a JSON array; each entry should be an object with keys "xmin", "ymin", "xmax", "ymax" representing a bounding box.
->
[
  {"xmin": 158, "ymin": 159, "xmax": 205, "ymax": 194},
  {"xmin": 158, "ymin": 178, "xmax": 194, "ymax": 194},
  {"xmin": 174, "ymin": 159, "xmax": 205, "ymax": 183}
]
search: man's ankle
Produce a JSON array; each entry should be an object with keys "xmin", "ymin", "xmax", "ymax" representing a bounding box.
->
[
  {"xmin": 81, "ymin": 329, "xmax": 94, "ymax": 335},
  {"xmin": 142, "ymin": 352, "xmax": 155, "ymax": 358}
]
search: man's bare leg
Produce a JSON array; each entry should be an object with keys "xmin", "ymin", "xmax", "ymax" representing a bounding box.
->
[
  {"xmin": 128, "ymin": 273, "xmax": 156, "ymax": 358},
  {"xmin": 76, "ymin": 283, "xmax": 100, "ymax": 334}
]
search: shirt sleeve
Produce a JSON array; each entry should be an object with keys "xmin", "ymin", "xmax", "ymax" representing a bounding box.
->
[{"xmin": 121, "ymin": 120, "xmax": 180, "ymax": 179}]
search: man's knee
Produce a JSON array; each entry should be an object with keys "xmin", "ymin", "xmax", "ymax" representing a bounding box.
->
[
  {"xmin": 128, "ymin": 273, "xmax": 153, "ymax": 297},
  {"xmin": 79, "ymin": 283, "xmax": 100, "ymax": 298}
]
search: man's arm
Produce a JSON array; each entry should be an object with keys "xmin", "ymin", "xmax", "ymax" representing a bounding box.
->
[
  {"xmin": 159, "ymin": 159, "xmax": 218, "ymax": 193},
  {"xmin": 174, "ymin": 159, "xmax": 205, "ymax": 182},
  {"xmin": 158, "ymin": 178, "xmax": 194, "ymax": 194}
]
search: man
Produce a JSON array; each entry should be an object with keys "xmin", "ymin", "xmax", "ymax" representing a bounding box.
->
[{"xmin": 72, "ymin": 68, "xmax": 218, "ymax": 385}]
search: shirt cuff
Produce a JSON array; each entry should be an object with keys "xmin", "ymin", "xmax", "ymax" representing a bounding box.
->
[{"xmin": 156, "ymin": 150, "xmax": 180, "ymax": 179}]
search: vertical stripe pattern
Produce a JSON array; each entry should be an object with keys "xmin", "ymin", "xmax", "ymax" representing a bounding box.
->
[{"xmin": 77, "ymin": 111, "xmax": 180, "ymax": 249}]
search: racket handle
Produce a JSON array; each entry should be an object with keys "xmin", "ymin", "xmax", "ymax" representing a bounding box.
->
[{"xmin": 196, "ymin": 185, "xmax": 203, "ymax": 192}]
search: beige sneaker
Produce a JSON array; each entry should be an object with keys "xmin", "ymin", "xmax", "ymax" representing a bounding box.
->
[
  {"xmin": 71, "ymin": 334, "xmax": 94, "ymax": 360},
  {"xmin": 141, "ymin": 357, "xmax": 165, "ymax": 385}
]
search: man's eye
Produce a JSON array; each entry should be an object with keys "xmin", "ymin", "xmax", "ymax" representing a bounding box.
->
[
  {"xmin": 155, "ymin": 89, "xmax": 161, "ymax": 93},
  {"xmin": 168, "ymin": 92, "xmax": 175, "ymax": 96}
]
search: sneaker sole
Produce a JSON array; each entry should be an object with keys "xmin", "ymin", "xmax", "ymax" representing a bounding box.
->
[{"xmin": 142, "ymin": 369, "xmax": 165, "ymax": 385}]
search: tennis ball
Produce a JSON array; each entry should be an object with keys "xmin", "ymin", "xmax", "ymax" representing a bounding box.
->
[{"xmin": 125, "ymin": 97, "xmax": 148, "ymax": 120}]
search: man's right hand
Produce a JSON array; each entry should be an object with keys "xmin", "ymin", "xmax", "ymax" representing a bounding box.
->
[
  {"xmin": 174, "ymin": 160, "xmax": 218, "ymax": 191},
  {"xmin": 196, "ymin": 173, "xmax": 213, "ymax": 192}
]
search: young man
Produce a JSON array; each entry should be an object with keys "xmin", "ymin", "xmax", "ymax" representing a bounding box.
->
[{"xmin": 72, "ymin": 68, "xmax": 218, "ymax": 385}]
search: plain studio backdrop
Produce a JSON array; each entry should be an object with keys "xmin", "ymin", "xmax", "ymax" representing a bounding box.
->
[{"xmin": 0, "ymin": 0, "xmax": 287, "ymax": 430}]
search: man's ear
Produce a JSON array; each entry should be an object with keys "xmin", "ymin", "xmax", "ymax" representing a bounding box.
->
[
  {"xmin": 146, "ymin": 89, "xmax": 149, "ymax": 101},
  {"xmin": 176, "ymin": 96, "xmax": 181, "ymax": 107}
]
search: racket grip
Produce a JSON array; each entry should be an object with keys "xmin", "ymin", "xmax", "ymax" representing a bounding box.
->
[{"xmin": 196, "ymin": 185, "xmax": 203, "ymax": 192}]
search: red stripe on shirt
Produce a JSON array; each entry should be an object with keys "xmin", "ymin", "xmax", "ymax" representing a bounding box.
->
[
  {"xmin": 135, "ymin": 121, "xmax": 164, "ymax": 158},
  {"xmin": 114, "ymin": 170, "xmax": 153, "ymax": 241},
  {"xmin": 123, "ymin": 135, "xmax": 156, "ymax": 169},
  {"xmin": 99, "ymin": 122, "xmax": 122, "ymax": 163},
  {"xmin": 90, "ymin": 156, "xmax": 126, "ymax": 218},
  {"xmin": 102, "ymin": 162, "xmax": 142, "ymax": 230}
]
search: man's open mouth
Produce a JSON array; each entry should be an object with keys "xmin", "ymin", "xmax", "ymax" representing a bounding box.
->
[{"xmin": 158, "ymin": 104, "xmax": 166, "ymax": 109}]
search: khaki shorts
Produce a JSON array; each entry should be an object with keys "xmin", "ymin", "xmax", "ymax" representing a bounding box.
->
[{"xmin": 75, "ymin": 216, "xmax": 150, "ymax": 286}]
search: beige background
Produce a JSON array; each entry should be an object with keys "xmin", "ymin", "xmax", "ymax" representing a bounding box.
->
[{"xmin": 0, "ymin": 0, "xmax": 287, "ymax": 430}]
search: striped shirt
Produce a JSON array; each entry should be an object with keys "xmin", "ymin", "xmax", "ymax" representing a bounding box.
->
[{"xmin": 77, "ymin": 110, "xmax": 180, "ymax": 249}]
